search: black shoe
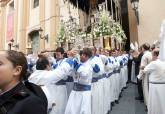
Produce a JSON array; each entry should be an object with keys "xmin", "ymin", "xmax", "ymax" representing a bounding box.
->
[
  {"xmin": 115, "ymin": 100, "xmax": 119, "ymax": 104},
  {"xmin": 107, "ymin": 110, "xmax": 110, "ymax": 114},
  {"xmin": 145, "ymin": 106, "xmax": 148, "ymax": 112},
  {"xmin": 119, "ymin": 94, "xmax": 122, "ymax": 98},
  {"xmin": 110, "ymin": 106, "xmax": 112, "ymax": 111},
  {"xmin": 111, "ymin": 102, "xmax": 115, "ymax": 107},
  {"xmin": 135, "ymin": 97, "xmax": 143, "ymax": 100},
  {"xmin": 140, "ymin": 99, "xmax": 144, "ymax": 103}
]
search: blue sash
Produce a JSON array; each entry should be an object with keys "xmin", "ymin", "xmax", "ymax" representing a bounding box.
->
[
  {"xmin": 113, "ymin": 69, "xmax": 120, "ymax": 74},
  {"xmin": 56, "ymin": 79, "xmax": 66, "ymax": 85},
  {"xmin": 107, "ymin": 72, "xmax": 114, "ymax": 78},
  {"xmin": 65, "ymin": 76, "xmax": 74, "ymax": 82},
  {"xmin": 73, "ymin": 83, "xmax": 91, "ymax": 91},
  {"xmin": 92, "ymin": 77, "xmax": 99, "ymax": 83},
  {"xmin": 92, "ymin": 75, "xmax": 105, "ymax": 83},
  {"xmin": 102, "ymin": 73, "xmax": 107, "ymax": 78}
]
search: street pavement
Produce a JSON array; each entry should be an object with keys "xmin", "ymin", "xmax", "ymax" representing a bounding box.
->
[{"xmin": 110, "ymin": 83, "xmax": 147, "ymax": 114}]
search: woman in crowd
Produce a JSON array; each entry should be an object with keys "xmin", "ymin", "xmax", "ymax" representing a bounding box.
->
[{"xmin": 0, "ymin": 50, "xmax": 47, "ymax": 114}]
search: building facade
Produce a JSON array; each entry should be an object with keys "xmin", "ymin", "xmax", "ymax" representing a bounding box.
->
[
  {"xmin": 138, "ymin": 0, "xmax": 165, "ymax": 45},
  {"xmin": 128, "ymin": 0, "xmax": 138, "ymax": 44},
  {"xmin": 0, "ymin": 0, "xmax": 89, "ymax": 53},
  {"xmin": 0, "ymin": 0, "xmax": 60, "ymax": 53},
  {"xmin": 0, "ymin": 0, "xmax": 139, "ymax": 53}
]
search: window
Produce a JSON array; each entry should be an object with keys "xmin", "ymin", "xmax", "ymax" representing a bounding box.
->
[{"xmin": 33, "ymin": 0, "xmax": 39, "ymax": 8}]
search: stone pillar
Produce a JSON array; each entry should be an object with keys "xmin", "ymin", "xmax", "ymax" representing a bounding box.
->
[
  {"xmin": 39, "ymin": 0, "xmax": 45, "ymax": 51},
  {"xmin": 50, "ymin": 0, "xmax": 60, "ymax": 49},
  {"xmin": 0, "ymin": 6, "xmax": 6, "ymax": 50},
  {"xmin": 25, "ymin": 0, "xmax": 30, "ymax": 54},
  {"xmin": 16, "ymin": 0, "xmax": 29, "ymax": 53}
]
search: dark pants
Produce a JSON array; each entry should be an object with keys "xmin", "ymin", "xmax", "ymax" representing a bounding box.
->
[
  {"xmin": 127, "ymin": 61, "xmax": 132, "ymax": 82},
  {"xmin": 137, "ymin": 78, "xmax": 144, "ymax": 100}
]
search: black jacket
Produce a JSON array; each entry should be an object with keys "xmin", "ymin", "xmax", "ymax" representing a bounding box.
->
[
  {"xmin": 0, "ymin": 82, "xmax": 47, "ymax": 114},
  {"xmin": 133, "ymin": 52, "xmax": 143, "ymax": 76}
]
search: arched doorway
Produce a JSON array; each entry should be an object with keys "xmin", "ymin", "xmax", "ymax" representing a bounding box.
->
[{"xmin": 28, "ymin": 31, "xmax": 40, "ymax": 54}]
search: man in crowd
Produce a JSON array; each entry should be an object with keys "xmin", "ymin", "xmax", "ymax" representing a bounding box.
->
[
  {"xmin": 133, "ymin": 46, "xmax": 144, "ymax": 101},
  {"xmin": 138, "ymin": 43, "xmax": 152, "ymax": 108},
  {"xmin": 65, "ymin": 48, "xmax": 93, "ymax": 114},
  {"xmin": 144, "ymin": 20, "xmax": 165, "ymax": 114}
]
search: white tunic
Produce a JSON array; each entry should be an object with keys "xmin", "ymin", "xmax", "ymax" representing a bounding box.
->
[
  {"xmin": 65, "ymin": 58, "xmax": 78, "ymax": 98},
  {"xmin": 122, "ymin": 54, "xmax": 128, "ymax": 87},
  {"xmin": 96, "ymin": 55, "xmax": 109, "ymax": 114},
  {"xmin": 28, "ymin": 70, "xmax": 57, "ymax": 114},
  {"xmin": 108, "ymin": 56, "xmax": 116, "ymax": 102},
  {"xmin": 65, "ymin": 59, "xmax": 93, "ymax": 114},
  {"xmin": 90, "ymin": 55, "xmax": 104, "ymax": 114},
  {"xmin": 105, "ymin": 56, "xmax": 115, "ymax": 111},
  {"xmin": 138, "ymin": 50, "xmax": 152, "ymax": 107},
  {"xmin": 116, "ymin": 56, "xmax": 126, "ymax": 91},
  {"xmin": 114, "ymin": 57, "xmax": 121, "ymax": 100},
  {"xmin": 29, "ymin": 59, "xmax": 76, "ymax": 114},
  {"xmin": 143, "ymin": 60, "xmax": 165, "ymax": 114}
]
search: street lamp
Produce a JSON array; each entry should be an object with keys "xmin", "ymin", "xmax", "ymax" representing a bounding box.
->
[
  {"xmin": 131, "ymin": 0, "xmax": 139, "ymax": 24},
  {"xmin": 38, "ymin": 27, "xmax": 49, "ymax": 42},
  {"xmin": 131, "ymin": 0, "xmax": 139, "ymax": 10},
  {"xmin": 9, "ymin": 39, "xmax": 19, "ymax": 49}
]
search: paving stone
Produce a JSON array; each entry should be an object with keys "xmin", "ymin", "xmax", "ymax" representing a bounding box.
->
[{"xmin": 110, "ymin": 83, "xmax": 147, "ymax": 114}]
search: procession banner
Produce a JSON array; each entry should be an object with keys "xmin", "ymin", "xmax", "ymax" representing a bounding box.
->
[{"xmin": 6, "ymin": 11, "xmax": 14, "ymax": 42}]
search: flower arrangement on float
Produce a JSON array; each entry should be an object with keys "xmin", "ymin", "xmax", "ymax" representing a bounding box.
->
[
  {"xmin": 93, "ymin": 9, "xmax": 127, "ymax": 43},
  {"xmin": 57, "ymin": 22, "xmax": 66, "ymax": 43},
  {"xmin": 93, "ymin": 10, "xmax": 113, "ymax": 38},
  {"xmin": 57, "ymin": 21, "xmax": 78, "ymax": 44},
  {"xmin": 111, "ymin": 22, "xmax": 127, "ymax": 43},
  {"xmin": 57, "ymin": 9, "xmax": 127, "ymax": 46}
]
